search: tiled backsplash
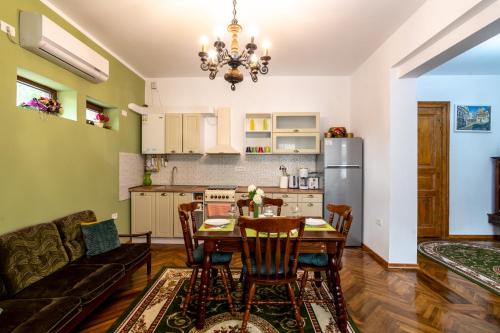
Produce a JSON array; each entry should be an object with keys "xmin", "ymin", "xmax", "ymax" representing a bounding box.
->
[{"xmin": 150, "ymin": 154, "xmax": 318, "ymax": 186}]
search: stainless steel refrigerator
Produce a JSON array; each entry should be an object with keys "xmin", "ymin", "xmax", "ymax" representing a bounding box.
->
[{"xmin": 321, "ymin": 138, "xmax": 363, "ymax": 246}]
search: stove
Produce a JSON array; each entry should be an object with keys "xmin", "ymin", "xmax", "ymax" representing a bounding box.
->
[{"xmin": 204, "ymin": 185, "xmax": 237, "ymax": 202}]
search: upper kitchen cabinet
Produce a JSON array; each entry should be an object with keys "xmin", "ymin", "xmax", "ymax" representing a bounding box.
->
[
  {"xmin": 142, "ymin": 114, "xmax": 166, "ymax": 154},
  {"xmin": 164, "ymin": 113, "xmax": 204, "ymax": 154},
  {"xmin": 182, "ymin": 113, "xmax": 203, "ymax": 154},
  {"xmin": 273, "ymin": 132, "xmax": 321, "ymax": 154},
  {"xmin": 165, "ymin": 114, "xmax": 183, "ymax": 154},
  {"xmin": 272, "ymin": 112, "xmax": 320, "ymax": 133}
]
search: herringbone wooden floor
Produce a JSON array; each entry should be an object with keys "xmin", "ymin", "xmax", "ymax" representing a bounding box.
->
[{"xmin": 77, "ymin": 244, "xmax": 500, "ymax": 333}]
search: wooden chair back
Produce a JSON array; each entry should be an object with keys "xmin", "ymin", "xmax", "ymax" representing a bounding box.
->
[
  {"xmin": 237, "ymin": 197, "xmax": 284, "ymax": 216},
  {"xmin": 239, "ymin": 216, "xmax": 305, "ymax": 280},
  {"xmin": 178, "ymin": 202, "xmax": 202, "ymax": 266},
  {"xmin": 327, "ymin": 204, "xmax": 352, "ymax": 234}
]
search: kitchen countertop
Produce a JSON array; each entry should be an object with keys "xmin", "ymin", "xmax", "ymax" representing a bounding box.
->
[{"xmin": 129, "ymin": 185, "xmax": 323, "ymax": 194}]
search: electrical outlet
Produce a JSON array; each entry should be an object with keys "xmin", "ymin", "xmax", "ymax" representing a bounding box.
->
[
  {"xmin": 111, "ymin": 213, "xmax": 118, "ymax": 220},
  {"xmin": 151, "ymin": 81, "xmax": 157, "ymax": 90},
  {"xmin": 375, "ymin": 218, "xmax": 383, "ymax": 227},
  {"xmin": 121, "ymin": 109, "xmax": 128, "ymax": 117},
  {"xmin": 0, "ymin": 20, "xmax": 15, "ymax": 37}
]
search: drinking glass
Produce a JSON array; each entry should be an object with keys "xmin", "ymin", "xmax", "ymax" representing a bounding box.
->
[
  {"xmin": 291, "ymin": 205, "xmax": 302, "ymax": 217},
  {"xmin": 263, "ymin": 205, "xmax": 274, "ymax": 217},
  {"xmin": 228, "ymin": 204, "xmax": 237, "ymax": 223}
]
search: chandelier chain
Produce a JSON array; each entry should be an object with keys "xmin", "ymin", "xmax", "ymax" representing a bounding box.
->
[{"xmin": 232, "ymin": 0, "xmax": 238, "ymax": 24}]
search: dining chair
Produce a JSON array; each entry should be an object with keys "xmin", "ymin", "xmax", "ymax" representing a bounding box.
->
[
  {"xmin": 237, "ymin": 197, "xmax": 284, "ymax": 216},
  {"xmin": 178, "ymin": 202, "xmax": 236, "ymax": 316},
  {"xmin": 239, "ymin": 216, "xmax": 306, "ymax": 333},
  {"xmin": 297, "ymin": 204, "xmax": 352, "ymax": 305}
]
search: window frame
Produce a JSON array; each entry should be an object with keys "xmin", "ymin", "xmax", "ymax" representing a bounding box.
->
[
  {"xmin": 16, "ymin": 76, "xmax": 58, "ymax": 100},
  {"xmin": 86, "ymin": 101, "xmax": 104, "ymax": 114}
]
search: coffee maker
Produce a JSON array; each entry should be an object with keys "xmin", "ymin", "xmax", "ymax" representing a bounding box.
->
[{"xmin": 299, "ymin": 168, "xmax": 309, "ymax": 190}]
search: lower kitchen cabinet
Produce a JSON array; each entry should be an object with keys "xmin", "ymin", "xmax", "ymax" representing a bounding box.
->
[
  {"xmin": 173, "ymin": 192, "xmax": 192, "ymax": 237},
  {"xmin": 298, "ymin": 202, "xmax": 322, "ymax": 217},
  {"xmin": 132, "ymin": 191, "xmax": 194, "ymax": 238},
  {"xmin": 155, "ymin": 192, "xmax": 174, "ymax": 237},
  {"xmin": 271, "ymin": 192, "xmax": 323, "ymax": 217}
]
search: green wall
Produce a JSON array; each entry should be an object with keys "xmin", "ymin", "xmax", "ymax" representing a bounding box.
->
[{"xmin": 0, "ymin": 0, "xmax": 144, "ymax": 234}]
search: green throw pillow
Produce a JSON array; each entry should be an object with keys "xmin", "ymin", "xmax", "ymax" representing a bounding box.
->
[{"xmin": 81, "ymin": 219, "xmax": 121, "ymax": 257}]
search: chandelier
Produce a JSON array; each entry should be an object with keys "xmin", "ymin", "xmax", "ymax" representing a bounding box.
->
[{"xmin": 198, "ymin": 0, "xmax": 271, "ymax": 91}]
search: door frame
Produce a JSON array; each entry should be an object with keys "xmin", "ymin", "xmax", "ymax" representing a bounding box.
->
[{"xmin": 417, "ymin": 101, "xmax": 450, "ymax": 239}]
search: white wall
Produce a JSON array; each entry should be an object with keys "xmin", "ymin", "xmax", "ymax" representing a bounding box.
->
[
  {"xmin": 417, "ymin": 75, "xmax": 500, "ymax": 235},
  {"xmin": 145, "ymin": 76, "xmax": 351, "ymax": 150},
  {"xmin": 351, "ymin": 0, "xmax": 499, "ymax": 264}
]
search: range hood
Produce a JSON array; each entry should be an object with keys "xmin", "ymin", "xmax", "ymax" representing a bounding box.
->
[{"xmin": 206, "ymin": 108, "xmax": 240, "ymax": 155}]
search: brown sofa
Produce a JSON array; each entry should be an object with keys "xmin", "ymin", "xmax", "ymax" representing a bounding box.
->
[{"xmin": 0, "ymin": 210, "xmax": 151, "ymax": 333}]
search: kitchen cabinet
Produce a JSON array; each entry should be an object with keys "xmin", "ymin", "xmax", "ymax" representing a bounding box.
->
[
  {"xmin": 298, "ymin": 202, "xmax": 323, "ymax": 217},
  {"xmin": 132, "ymin": 191, "xmax": 195, "ymax": 238},
  {"xmin": 272, "ymin": 112, "xmax": 320, "ymax": 133},
  {"xmin": 182, "ymin": 113, "xmax": 203, "ymax": 153},
  {"xmin": 155, "ymin": 192, "xmax": 174, "ymax": 237},
  {"xmin": 142, "ymin": 114, "xmax": 166, "ymax": 154},
  {"xmin": 173, "ymin": 192, "xmax": 193, "ymax": 237},
  {"xmin": 165, "ymin": 114, "xmax": 183, "ymax": 153},
  {"xmin": 273, "ymin": 133, "xmax": 320, "ymax": 154},
  {"xmin": 271, "ymin": 192, "xmax": 323, "ymax": 217},
  {"xmin": 131, "ymin": 192, "xmax": 155, "ymax": 234}
]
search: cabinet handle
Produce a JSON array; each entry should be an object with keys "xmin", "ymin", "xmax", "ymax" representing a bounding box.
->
[
  {"xmin": 171, "ymin": 150, "xmax": 176, "ymax": 153},
  {"xmin": 307, "ymin": 203, "xmax": 313, "ymax": 207},
  {"xmin": 179, "ymin": 193, "xmax": 186, "ymax": 196},
  {"xmin": 283, "ymin": 203, "xmax": 289, "ymax": 206},
  {"xmin": 189, "ymin": 150, "xmax": 194, "ymax": 153},
  {"xmin": 140, "ymin": 192, "xmax": 145, "ymax": 196},
  {"xmin": 308, "ymin": 194, "xmax": 314, "ymax": 198},
  {"xmin": 241, "ymin": 194, "xmax": 248, "ymax": 198},
  {"xmin": 293, "ymin": 129, "xmax": 299, "ymax": 132},
  {"xmin": 294, "ymin": 149, "xmax": 299, "ymax": 153},
  {"xmin": 161, "ymin": 193, "xmax": 167, "ymax": 196},
  {"xmin": 283, "ymin": 194, "xmax": 288, "ymax": 198}
]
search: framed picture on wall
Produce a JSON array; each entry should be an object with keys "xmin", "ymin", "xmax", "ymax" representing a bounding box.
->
[{"xmin": 455, "ymin": 105, "xmax": 491, "ymax": 132}]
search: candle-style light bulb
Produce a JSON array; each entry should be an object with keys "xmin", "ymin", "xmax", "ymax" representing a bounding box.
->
[
  {"xmin": 250, "ymin": 54, "xmax": 258, "ymax": 65},
  {"xmin": 200, "ymin": 36, "xmax": 209, "ymax": 53},
  {"xmin": 208, "ymin": 49, "xmax": 217, "ymax": 63},
  {"xmin": 262, "ymin": 39, "xmax": 271, "ymax": 56}
]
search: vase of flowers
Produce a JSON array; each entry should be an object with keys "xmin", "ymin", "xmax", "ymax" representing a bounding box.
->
[
  {"xmin": 247, "ymin": 184, "xmax": 265, "ymax": 218},
  {"xmin": 95, "ymin": 113, "xmax": 110, "ymax": 128},
  {"xmin": 20, "ymin": 96, "xmax": 63, "ymax": 115}
]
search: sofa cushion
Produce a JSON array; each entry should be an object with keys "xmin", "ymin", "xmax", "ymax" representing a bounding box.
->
[
  {"xmin": 73, "ymin": 243, "xmax": 149, "ymax": 271},
  {"xmin": 81, "ymin": 219, "xmax": 121, "ymax": 257},
  {"xmin": 0, "ymin": 297, "xmax": 81, "ymax": 333},
  {"xmin": 14, "ymin": 263, "xmax": 124, "ymax": 305},
  {"xmin": 53, "ymin": 210, "xmax": 97, "ymax": 262},
  {"xmin": 0, "ymin": 222, "xmax": 69, "ymax": 295}
]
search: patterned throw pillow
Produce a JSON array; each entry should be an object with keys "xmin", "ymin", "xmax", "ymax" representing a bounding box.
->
[{"xmin": 80, "ymin": 219, "xmax": 121, "ymax": 257}]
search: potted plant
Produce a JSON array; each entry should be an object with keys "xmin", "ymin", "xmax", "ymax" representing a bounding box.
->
[
  {"xmin": 95, "ymin": 113, "xmax": 110, "ymax": 128},
  {"xmin": 247, "ymin": 184, "xmax": 265, "ymax": 218}
]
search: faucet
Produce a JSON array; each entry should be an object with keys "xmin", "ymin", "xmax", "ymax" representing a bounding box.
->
[{"xmin": 171, "ymin": 166, "xmax": 178, "ymax": 185}]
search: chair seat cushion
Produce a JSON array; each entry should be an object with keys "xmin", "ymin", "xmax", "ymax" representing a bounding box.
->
[
  {"xmin": 0, "ymin": 297, "xmax": 81, "ymax": 333},
  {"xmin": 241, "ymin": 253, "xmax": 291, "ymax": 275},
  {"xmin": 14, "ymin": 263, "xmax": 124, "ymax": 305},
  {"xmin": 73, "ymin": 243, "xmax": 149, "ymax": 271},
  {"xmin": 298, "ymin": 253, "xmax": 328, "ymax": 267},
  {"xmin": 193, "ymin": 245, "xmax": 232, "ymax": 264}
]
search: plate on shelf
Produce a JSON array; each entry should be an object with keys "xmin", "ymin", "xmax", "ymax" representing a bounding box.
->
[
  {"xmin": 204, "ymin": 219, "xmax": 230, "ymax": 226},
  {"xmin": 305, "ymin": 218, "xmax": 327, "ymax": 226}
]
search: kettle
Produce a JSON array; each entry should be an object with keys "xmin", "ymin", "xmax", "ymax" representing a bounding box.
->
[{"xmin": 288, "ymin": 175, "xmax": 299, "ymax": 189}]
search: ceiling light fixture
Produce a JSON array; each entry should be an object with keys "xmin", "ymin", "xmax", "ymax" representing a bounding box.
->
[{"xmin": 198, "ymin": 0, "xmax": 271, "ymax": 91}]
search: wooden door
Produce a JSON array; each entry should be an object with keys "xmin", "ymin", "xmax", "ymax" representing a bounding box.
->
[
  {"xmin": 155, "ymin": 192, "xmax": 174, "ymax": 237},
  {"xmin": 183, "ymin": 114, "xmax": 202, "ymax": 153},
  {"xmin": 131, "ymin": 192, "xmax": 155, "ymax": 235},
  {"xmin": 418, "ymin": 102, "xmax": 449, "ymax": 238},
  {"xmin": 165, "ymin": 114, "xmax": 183, "ymax": 153},
  {"xmin": 173, "ymin": 192, "xmax": 193, "ymax": 237}
]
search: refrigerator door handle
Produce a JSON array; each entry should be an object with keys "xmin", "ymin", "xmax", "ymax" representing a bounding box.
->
[{"xmin": 326, "ymin": 165, "xmax": 361, "ymax": 169}]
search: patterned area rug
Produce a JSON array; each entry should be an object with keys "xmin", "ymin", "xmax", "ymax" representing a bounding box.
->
[
  {"xmin": 108, "ymin": 268, "xmax": 359, "ymax": 333},
  {"xmin": 418, "ymin": 241, "xmax": 500, "ymax": 295}
]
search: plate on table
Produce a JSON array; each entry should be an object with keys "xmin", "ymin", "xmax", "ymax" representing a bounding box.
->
[
  {"xmin": 305, "ymin": 218, "xmax": 327, "ymax": 226},
  {"xmin": 204, "ymin": 219, "xmax": 230, "ymax": 226}
]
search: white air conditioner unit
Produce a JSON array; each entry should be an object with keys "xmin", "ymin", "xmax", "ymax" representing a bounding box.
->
[{"xmin": 20, "ymin": 11, "xmax": 109, "ymax": 83}]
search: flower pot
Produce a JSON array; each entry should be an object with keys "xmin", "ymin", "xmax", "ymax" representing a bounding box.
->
[{"xmin": 95, "ymin": 122, "xmax": 104, "ymax": 128}]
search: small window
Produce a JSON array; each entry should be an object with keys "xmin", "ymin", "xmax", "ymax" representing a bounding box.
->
[
  {"xmin": 85, "ymin": 101, "xmax": 104, "ymax": 124},
  {"xmin": 16, "ymin": 76, "xmax": 57, "ymax": 106}
]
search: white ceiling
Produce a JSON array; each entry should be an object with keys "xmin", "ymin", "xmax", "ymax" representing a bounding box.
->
[
  {"xmin": 44, "ymin": 0, "xmax": 426, "ymax": 78},
  {"xmin": 427, "ymin": 33, "xmax": 500, "ymax": 75}
]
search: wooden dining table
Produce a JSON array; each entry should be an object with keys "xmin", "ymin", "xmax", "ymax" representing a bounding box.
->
[{"xmin": 193, "ymin": 221, "xmax": 349, "ymax": 333}]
